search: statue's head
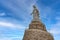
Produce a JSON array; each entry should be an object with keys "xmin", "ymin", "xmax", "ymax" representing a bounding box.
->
[{"xmin": 33, "ymin": 5, "xmax": 36, "ymax": 9}]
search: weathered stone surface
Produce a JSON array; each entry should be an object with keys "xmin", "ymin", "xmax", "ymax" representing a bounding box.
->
[
  {"xmin": 29, "ymin": 21, "xmax": 46, "ymax": 31},
  {"xmin": 23, "ymin": 29, "xmax": 54, "ymax": 40}
]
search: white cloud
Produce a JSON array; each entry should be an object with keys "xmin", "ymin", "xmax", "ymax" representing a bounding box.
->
[
  {"xmin": 0, "ymin": 0, "xmax": 39, "ymax": 25},
  {"xmin": 0, "ymin": 0, "xmax": 38, "ymax": 17},
  {"xmin": 0, "ymin": 28, "xmax": 24, "ymax": 40},
  {"xmin": 0, "ymin": 38, "xmax": 12, "ymax": 40},
  {"xmin": 56, "ymin": 17, "xmax": 60, "ymax": 21},
  {"xmin": 0, "ymin": 13, "xmax": 6, "ymax": 16},
  {"xmin": 0, "ymin": 36, "xmax": 23, "ymax": 40},
  {"xmin": 48, "ymin": 21, "xmax": 60, "ymax": 35},
  {"xmin": 0, "ymin": 32, "xmax": 23, "ymax": 40},
  {"xmin": 0, "ymin": 37, "xmax": 22, "ymax": 40},
  {"xmin": 0, "ymin": 21, "xmax": 26, "ymax": 29},
  {"xmin": 41, "ymin": 7, "xmax": 53, "ymax": 18}
]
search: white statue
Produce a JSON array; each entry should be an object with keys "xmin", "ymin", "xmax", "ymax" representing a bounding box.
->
[{"xmin": 31, "ymin": 5, "xmax": 40, "ymax": 21}]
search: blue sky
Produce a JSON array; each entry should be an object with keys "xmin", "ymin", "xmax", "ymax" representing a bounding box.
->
[{"xmin": 0, "ymin": 0, "xmax": 60, "ymax": 40}]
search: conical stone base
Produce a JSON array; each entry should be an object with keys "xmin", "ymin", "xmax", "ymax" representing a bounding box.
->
[{"xmin": 23, "ymin": 29, "xmax": 54, "ymax": 40}]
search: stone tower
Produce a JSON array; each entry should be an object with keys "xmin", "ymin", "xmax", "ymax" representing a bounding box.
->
[{"xmin": 23, "ymin": 5, "xmax": 54, "ymax": 40}]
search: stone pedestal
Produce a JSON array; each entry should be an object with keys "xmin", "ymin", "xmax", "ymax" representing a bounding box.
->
[{"xmin": 23, "ymin": 21, "xmax": 54, "ymax": 40}]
